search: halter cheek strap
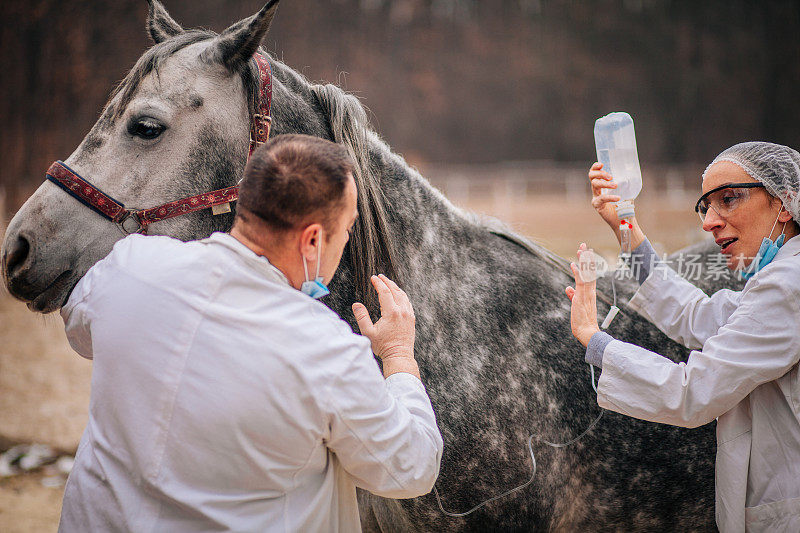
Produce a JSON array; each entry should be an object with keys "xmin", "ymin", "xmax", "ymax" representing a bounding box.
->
[
  {"xmin": 249, "ymin": 52, "xmax": 272, "ymax": 157},
  {"xmin": 45, "ymin": 52, "xmax": 273, "ymax": 235}
]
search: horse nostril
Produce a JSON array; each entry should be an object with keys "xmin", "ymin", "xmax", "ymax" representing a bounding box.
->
[{"xmin": 4, "ymin": 235, "xmax": 31, "ymax": 280}]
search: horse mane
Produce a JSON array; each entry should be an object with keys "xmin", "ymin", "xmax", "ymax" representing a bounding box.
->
[{"xmin": 309, "ymin": 84, "xmax": 399, "ymax": 305}]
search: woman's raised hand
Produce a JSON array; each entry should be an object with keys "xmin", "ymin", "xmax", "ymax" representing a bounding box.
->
[
  {"xmin": 565, "ymin": 243, "xmax": 600, "ymax": 347},
  {"xmin": 588, "ymin": 162, "xmax": 647, "ymax": 250},
  {"xmin": 588, "ymin": 162, "xmax": 622, "ymax": 229}
]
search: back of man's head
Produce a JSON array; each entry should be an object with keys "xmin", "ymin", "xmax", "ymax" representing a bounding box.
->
[{"xmin": 236, "ymin": 134, "xmax": 355, "ymax": 237}]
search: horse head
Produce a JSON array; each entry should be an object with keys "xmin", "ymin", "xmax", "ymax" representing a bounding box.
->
[{"xmin": 2, "ymin": 0, "xmax": 394, "ymax": 314}]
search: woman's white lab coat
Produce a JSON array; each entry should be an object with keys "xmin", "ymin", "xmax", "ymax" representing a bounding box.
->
[{"xmin": 597, "ymin": 236, "xmax": 800, "ymax": 532}]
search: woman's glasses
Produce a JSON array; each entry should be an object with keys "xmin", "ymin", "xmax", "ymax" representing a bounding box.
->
[{"xmin": 694, "ymin": 182, "xmax": 765, "ymax": 222}]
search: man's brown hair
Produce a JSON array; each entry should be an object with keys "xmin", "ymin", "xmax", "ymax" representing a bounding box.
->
[{"xmin": 237, "ymin": 134, "xmax": 355, "ymax": 233}]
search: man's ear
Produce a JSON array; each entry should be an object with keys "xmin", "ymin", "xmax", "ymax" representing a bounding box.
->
[{"xmin": 299, "ymin": 223, "xmax": 323, "ymax": 260}]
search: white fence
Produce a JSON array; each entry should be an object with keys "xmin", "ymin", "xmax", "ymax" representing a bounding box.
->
[{"xmin": 419, "ymin": 161, "xmax": 705, "ymax": 206}]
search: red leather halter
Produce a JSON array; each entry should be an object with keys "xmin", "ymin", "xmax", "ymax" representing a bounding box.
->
[{"xmin": 45, "ymin": 53, "xmax": 272, "ymax": 235}]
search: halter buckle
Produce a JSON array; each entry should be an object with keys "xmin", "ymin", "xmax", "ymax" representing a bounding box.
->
[
  {"xmin": 117, "ymin": 211, "xmax": 144, "ymax": 235},
  {"xmin": 250, "ymin": 113, "xmax": 272, "ymax": 149}
]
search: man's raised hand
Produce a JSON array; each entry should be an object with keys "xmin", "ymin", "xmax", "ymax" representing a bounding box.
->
[{"xmin": 352, "ymin": 274, "xmax": 419, "ymax": 379}]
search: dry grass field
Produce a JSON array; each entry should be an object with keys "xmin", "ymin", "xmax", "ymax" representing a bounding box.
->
[{"xmin": 0, "ymin": 191, "xmax": 706, "ymax": 531}]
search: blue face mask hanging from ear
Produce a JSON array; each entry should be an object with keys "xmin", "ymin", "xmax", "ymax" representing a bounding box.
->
[
  {"xmin": 300, "ymin": 233, "xmax": 330, "ymax": 299},
  {"xmin": 740, "ymin": 207, "xmax": 787, "ymax": 280}
]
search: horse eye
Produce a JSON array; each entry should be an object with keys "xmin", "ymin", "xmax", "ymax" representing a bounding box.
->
[{"xmin": 128, "ymin": 119, "xmax": 166, "ymax": 140}]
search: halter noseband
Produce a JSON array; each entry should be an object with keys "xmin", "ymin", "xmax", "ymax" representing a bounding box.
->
[{"xmin": 45, "ymin": 53, "xmax": 272, "ymax": 235}]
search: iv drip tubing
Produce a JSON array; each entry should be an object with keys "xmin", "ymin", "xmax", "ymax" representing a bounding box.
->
[
  {"xmin": 432, "ymin": 366, "xmax": 604, "ymax": 518},
  {"xmin": 610, "ymin": 269, "xmax": 618, "ymax": 309},
  {"xmin": 432, "ymin": 435, "xmax": 537, "ymax": 518}
]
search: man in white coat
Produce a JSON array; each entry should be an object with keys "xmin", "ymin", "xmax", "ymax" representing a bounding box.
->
[
  {"xmin": 58, "ymin": 134, "xmax": 443, "ymax": 532},
  {"xmin": 568, "ymin": 142, "xmax": 800, "ymax": 532}
]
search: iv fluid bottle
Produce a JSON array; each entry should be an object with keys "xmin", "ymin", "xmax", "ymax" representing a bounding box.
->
[{"xmin": 594, "ymin": 112, "xmax": 642, "ymax": 221}]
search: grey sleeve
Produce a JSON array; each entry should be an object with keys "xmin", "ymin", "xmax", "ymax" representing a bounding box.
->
[
  {"xmin": 631, "ymin": 238, "xmax": 660, "ymax": 284},
  {"xmin": 585, "ymin": 331, "xmax": 614, "ymax": 368}
]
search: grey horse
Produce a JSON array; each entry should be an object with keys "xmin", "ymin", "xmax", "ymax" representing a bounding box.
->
[{"xmin": 2, "ymin": 1, "xmax": 722, "ymax": 530}]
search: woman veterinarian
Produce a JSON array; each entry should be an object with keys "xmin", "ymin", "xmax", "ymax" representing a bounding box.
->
[{"xmin": 566, "ymin": 142, "xmax": 800, "ymax": 532}]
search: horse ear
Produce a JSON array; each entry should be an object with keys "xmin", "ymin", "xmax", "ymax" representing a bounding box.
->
[
  {"xmin": 146, "ymin": 0, "xmax": 184, "ymax": 44},
  {"xmin": 203, "ymin": 0, "xmax": 280, "ymax": 71}
]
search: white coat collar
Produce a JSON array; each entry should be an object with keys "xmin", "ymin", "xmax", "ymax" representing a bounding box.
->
[
  {"xmin": 202, "ymin": 232, "xmax": 291, "ymax": 287},
  {"xmin": 773, "ymin": 233, "xmax": 800, "ymax": 263}
]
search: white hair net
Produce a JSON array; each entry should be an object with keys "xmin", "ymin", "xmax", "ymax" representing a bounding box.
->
[{"xmin": 702, "ymin": 142, "xmax": 800, "ymax": 222}]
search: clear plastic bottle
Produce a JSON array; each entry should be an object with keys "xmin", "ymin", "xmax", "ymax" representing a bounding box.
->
[{"xmin": 594, "ymin": 112, "xmax": 642, "ymax": 255}]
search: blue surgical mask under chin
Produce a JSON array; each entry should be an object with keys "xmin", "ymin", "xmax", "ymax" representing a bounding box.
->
[
  {"xmin": 301, "ymin": 278, "xmax": 330, "ymax": 299},
  {"xmin": 740, "ymin": 213, "xmax": 787, "ymax": 280},
  {"xmin": 300, "ymin": 239, "xmax": 330, "ymax": 299}
]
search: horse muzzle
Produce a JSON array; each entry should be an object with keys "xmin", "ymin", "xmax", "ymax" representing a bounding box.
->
[{"xmin": 2, "ymin": 225, "xmax": 79, "ymax": 314}]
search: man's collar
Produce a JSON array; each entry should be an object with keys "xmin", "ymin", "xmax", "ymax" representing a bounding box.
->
[{"xmin": 203, "ymin": 232, "xmax": 290, "ymax": 287}]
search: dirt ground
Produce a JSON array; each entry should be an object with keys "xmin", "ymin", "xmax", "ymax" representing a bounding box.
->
[
  {"xmin": 0, "ymin": 294, "xmax": 91, "ymax": 452},
  {"xmin": 0, "ymin": 287, "xmax": 90, "ymax": 532},
  {"xmin": 0, "ymin": 193, "xmax": 704, "ymax": 531},
  {"xmin": 0, "ymin": 472, "xmax": 65, "ymax": 532}
]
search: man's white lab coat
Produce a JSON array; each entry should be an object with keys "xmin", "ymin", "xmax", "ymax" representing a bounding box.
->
[
  {"xmin": 58, "ymin": 232, "xmax": 443, "ymax": 532},
  {"xmin": 597, "ymin": 236, "xmax": 800, "ymax": 532}
]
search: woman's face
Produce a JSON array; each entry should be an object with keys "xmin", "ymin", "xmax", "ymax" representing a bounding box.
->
[{"xmin": 701, "ymin": 161, "xmax": 786, "ymax": 270}]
